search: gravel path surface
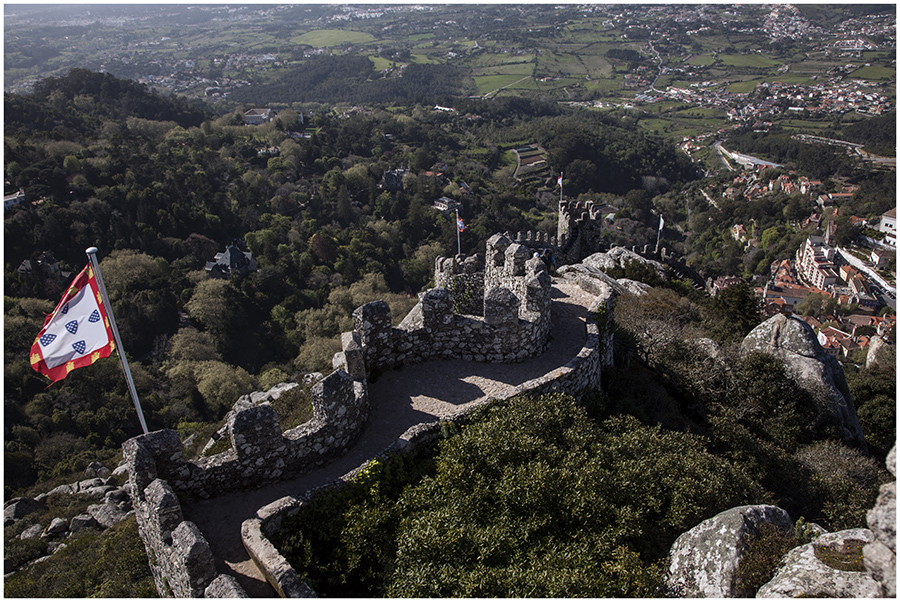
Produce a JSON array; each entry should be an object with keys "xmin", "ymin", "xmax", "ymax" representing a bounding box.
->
[{"xmin": 183, "ymin": 278, "xmax": 596, "ymax": 596}]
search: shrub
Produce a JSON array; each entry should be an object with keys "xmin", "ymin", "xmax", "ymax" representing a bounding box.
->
[
  {"xmin": 269, "ymin": 384, "xmax": 314, "ymax": 430},
  {"xmin": 279, "ymin": 393, "xmax": 763, "ymax": 598},
  {"xmin": 794, "ymin": 440, "xmax": 889, "ymax": 530},
  {"xmin": 847, "ymin": 362, "xmax": 896, "ymax": 453},
  {"xmin": 277, "ymin": 451, "xmax": 435, "ymax": 597},
  {"xmin": 4, "ymin": 516, "xmax": 155, "ymax": 597},
  {"xmin": 734, "ymin": 520, "xmax": 814, "ymax": 595}
]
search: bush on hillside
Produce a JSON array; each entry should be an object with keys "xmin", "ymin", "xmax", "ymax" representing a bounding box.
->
[
  {"xmin": 4, "ymin": 516, "xmax": 155, "ymax": 597},
  {"xmin": 277, "ymin": 393, "xmax": 762, "ymax": 597}
]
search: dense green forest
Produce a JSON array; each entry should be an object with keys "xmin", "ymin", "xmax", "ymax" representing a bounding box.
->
[
  {"xmin": 4, "ymin": 68, "xmax": 895, "ymax": 597},
  {"xmin": 841, "ymin": 111, "xmax": 897, "ymax": 157},
  {"xmin": 4, "ymin": 69, "xmax": 698, "ymax": 497},
  {"xmin": 228, "ymin": 55, "xmax": 469, "ymax": 105}
]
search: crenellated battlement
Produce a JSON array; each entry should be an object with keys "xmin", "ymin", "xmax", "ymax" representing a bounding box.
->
[
  {"xmin": 124, "ymin": 369, "xmax": 368, "ymax": 595},
  {"xmin": 506, "ymin": 230, "xmax": 557, "ymax": 248},
  {"xmin": 124, "ymin": 369, "xmax": 368, "ymax": 502},
  {"xmin": 434, "ymin": 253, "xmax": 485, "ymax": 315},
  {"xmin": 557, "ymin": 199, "xmax": 610, "ymax": 264},
  {"xmin": 559, "ymin": 200, "xmax": 615, "ymax": 225},
  {"xmin": 340, "ymin": 233, "xmax": 553, "ymax": 376}
]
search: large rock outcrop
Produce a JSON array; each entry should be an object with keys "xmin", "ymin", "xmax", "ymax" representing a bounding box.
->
[
  {"xmin": 740, "ymin": 314, "xmax": 865, "ymax": 447},
  {"xmin": 863, "ymin": 445, "xmax": 896, "ymax": 597},
  {"xmin": 666, "ymin": 505, "xmax": 793, "ymax": 597},
  {"xmin": 583, "ymin": 247, "xmax": 669, "ymax": 281},
  {"xmin": 667, "ymin": 446, "xmax": 896, "ymax": 598},
  {"xmin": 557, "ymin": 262, "xmax": 653, "ymax": 298},
  {"xmin": 866, "ymin": 336, "xmax": 894, "ymax": 370},
  {"xmin": 756, "ymin": 528, "xmax": 880, "ymax": 597}
]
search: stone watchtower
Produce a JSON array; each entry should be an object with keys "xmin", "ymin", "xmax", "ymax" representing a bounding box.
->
[
  {"xmin": 557, "ymin": 200, "xmax": 607, "ymax": 264},
  {"xmin": 344, "ymin": 232, "xmax": 553, "ymax": 376},
  {"xmin": 434, "ymin": 233, "xmax": 552, "ymax": 324}
]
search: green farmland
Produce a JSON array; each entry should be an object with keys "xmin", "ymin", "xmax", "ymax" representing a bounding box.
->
[
  {"xmin": 290, "ymin": 29, "xmax": 376, "ymax": 47},
  {"xmin": 850, "ymin": 66, "xmax": 896, "ymax": 81},
  {"xmin": 719, "ymin": 53, "xmax": 781, "ymax": 68}
]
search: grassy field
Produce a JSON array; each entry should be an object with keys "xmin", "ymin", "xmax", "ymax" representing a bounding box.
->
[
  {"xmin": 475, "ymin": 74, "xmax": 536, "ymax": 95},
  {"xmin": 410, "ymin": 53, "xmax": 440, "ymax": 65},
  {"xmin": 850, "ymin": 65, "xmax": 895, "ymax": 81},
  {"xmin": 475, "ymin": 61, "xmax": 535, "ymax": 76},
  {"xmin": 368, "ymin": 56, "xmax": 391, "ymax": 70},
  {"xmin": 764, "ymin": 74, "xmax": 819, "ymax": 85},
  {"xmin": 673, "ymin": 107, "xmax": 728, "ymax": 119},
  {"xmin": 719, "ymin": 53, "xmax": 780, "ymax": 68},
  {"xmin": 290, "ymin": 29, "xmax": 375, "ymax": 47},
  {"xmin": 577, "ymin": 53, "xmax": 614, "ymax": 77},
  {"xmin": 777, "ymin": 118, "xmax": 834, "ymax": 132},
  {"xmin": 539, "ymin": 50, "xmax": 587, "ymax": 75},
  {"xmin": 687, "ymin": 54, "xmax": 717, "ymax": 66}
]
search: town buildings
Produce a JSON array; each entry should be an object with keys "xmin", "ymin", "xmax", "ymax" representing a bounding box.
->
[{"xmin": 757, "ymin": 233, "xmax": 892, "ymax": 359}]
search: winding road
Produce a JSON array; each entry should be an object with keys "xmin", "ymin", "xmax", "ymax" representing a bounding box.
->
[{"xmin": 183, "ymin": 278, "xmax": 598, "ymax": 597}]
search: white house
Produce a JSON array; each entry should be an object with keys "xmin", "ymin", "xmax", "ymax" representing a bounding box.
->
[
  {"xmin": 4, "ymin": 189, "xmax": 25, "ymax": 210},
  {"xmin": 878, "ymin": 207, "xmax": 896, "ymax": 247},
  {"xmin": 244, "ymin": 108, "xmax": 274, "ymax": 125}
]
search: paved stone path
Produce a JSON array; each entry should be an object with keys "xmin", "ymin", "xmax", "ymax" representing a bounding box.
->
[{"xmin": 184, "ymin": 279, "xmax": 596, "ymax": 597}]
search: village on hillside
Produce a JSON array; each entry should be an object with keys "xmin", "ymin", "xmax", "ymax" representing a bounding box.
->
[{"xmin": 704, "ymin": 157, "xmax": 896, "ymax": 363}]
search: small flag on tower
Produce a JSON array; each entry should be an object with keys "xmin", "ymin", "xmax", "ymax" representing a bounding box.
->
[
  {"xmin": 557, "ymin": 173, "xmax": 563, "ymax": 187},
  {"xmin": 30, "ymin": 265, "xmax": 115, "ymax": 383},
  {"xmin": 457, "ymin": 215, "xmax": 467, "ymax": 232},
  {"xmin": 659, "ymin": 214, "xmax": 665, "ymax": 231}
]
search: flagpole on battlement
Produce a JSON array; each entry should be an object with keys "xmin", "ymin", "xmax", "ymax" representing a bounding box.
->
[
  {"xmin": 86, "ymin": 247, "xmax": 149, "ymax": 434},
  {"xmin": 456, "ymin": 209, "xmax": 462, "ymax": 256}
]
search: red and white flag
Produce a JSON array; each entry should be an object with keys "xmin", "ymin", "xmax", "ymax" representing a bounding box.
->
[
  {"xmin": 557, "ymin": 173, "xmax": 563, "ymax": 187},
  {"xmin": 30, "ymin": 265, "xmax": 115, "ymax": 382}
]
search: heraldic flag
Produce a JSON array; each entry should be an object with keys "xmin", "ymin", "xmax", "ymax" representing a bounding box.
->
[{"xmin": 30, "ymin": 265, "xmax": 115, "ymax": 382}]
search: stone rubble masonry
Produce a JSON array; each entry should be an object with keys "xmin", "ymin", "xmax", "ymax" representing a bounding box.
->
[
  {"xmin": 244, "ymin": 291, "xmax": 615, "ymax": 597},
  {"xmin": 434, "ymin": 253, "xmax": 485, "ymax": 316},
  {"xmin": 352, "ymin": 233, "xmax": 553, "ymax": 376},
  {"xmin": 123, "ymin": 369, "xmax": 367, "ymax": 501},
  {"xmin": 557, "ymin": 199, "xmax": 606, "ymax": 263},
  {"xmin": 130, "ymin": 478, "xmax": 217, "ymax": 597},
  {"xmin": 125, "ymin": 234, "xmax": 615, "ymax": 597},
  {"xmin": 123, "ymin": 368, "xmax": 366, "ymax": 597}
]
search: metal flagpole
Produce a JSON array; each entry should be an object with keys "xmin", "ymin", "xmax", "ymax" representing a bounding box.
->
[
  {"xmin": 655, "ymin": 214, "xmax": 664, "ymax": 253},
  {"xmin": 85, "ymin": 247, "xmax": 149, "ymax": 434},
  {"xmin": 456, "ymin": 209, "xmax": 461, "ymax": 255}
]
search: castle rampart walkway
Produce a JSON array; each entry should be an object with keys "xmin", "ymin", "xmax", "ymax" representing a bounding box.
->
[{"xmin": 183, "ymin": 278, "xmax": 598, "ymax": 596}]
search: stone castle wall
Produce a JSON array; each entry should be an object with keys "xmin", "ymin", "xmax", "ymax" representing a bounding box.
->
[
  {"xmin": 346, "ymin": 233, "xmax": 552, "ymax": 378},
  {"xmin": 434, "ymin": 253, "xmax": 485, "ymax": 315},
  {"xmin": 558, "ymin": 199, "xmax": 606, "ymax": 263},
  {"xmin": 124, "ymin": 369, "xmax": 366, "ymax": 597},
  {"xmin": 129, "ymin": 477, "xmax": 244, "ymax": 597},
  {"xmin": 124, "ymin": 370, "xmax": 367, "ymax": 501},
  {"xmin": 245, "ymin": 290, "xmax": 615, "ymax": 597},
  {"xmin": 125, "ymin": 230, "xmax": 609, "ymax": 597}
]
